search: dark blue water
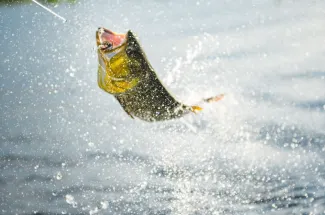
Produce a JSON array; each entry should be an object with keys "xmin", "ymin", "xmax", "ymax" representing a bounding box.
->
[{"xmin": 1, "ymin": 0, "xmax": 325, "ymax": 214}]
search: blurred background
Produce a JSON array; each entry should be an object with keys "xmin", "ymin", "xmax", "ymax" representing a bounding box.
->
[{"xmin": 0, "ymin": 0, "xmax": 325, "ymax": 214}]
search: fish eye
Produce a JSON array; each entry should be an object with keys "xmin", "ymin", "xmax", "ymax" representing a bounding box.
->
[
  {"xmin": 100, "ymin": 42, "xmax": 113, "ymax": 50},
  {"xmin": 105, "ymin": 42, "xmax": 113, "ymax": 49}
]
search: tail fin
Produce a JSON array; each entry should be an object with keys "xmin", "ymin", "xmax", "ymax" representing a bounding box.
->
[
  {"xmin": 191, "ymin": 105, "xmax": 203, "ymax": 113},
  {"xmin": 203, "ymin": 94, "xmax": 225, "ymax": 103},
  {"xmin": 188, "ymin": 94, "xmax": 224, "ymax": 114}
]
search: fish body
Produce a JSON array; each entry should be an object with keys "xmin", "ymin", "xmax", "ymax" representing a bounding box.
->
[{"xmin": 96, "ymin": 28, "xmax": 221, "ymax": 122}]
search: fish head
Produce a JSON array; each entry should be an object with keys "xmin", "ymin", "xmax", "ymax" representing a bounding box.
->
[
  {"xmin": 96, "ymin": 28, "xmax": 145, "ymax": 94},
  {"xmin": 96, "ymin": 27, "xmax": 126, "ymax": 52},
  {"xmin": 96, "ymin": 27, "xmax": 144, "ymax": 62}
]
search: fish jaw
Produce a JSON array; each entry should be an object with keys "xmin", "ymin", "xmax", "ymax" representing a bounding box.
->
[{"xmin": 96, "ymin": 27, "xmax": 126, "ymax": 50}]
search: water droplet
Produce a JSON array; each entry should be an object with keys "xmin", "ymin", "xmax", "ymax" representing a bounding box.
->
[
  {"xmin": 65, "ymin": 194, "xmax": 75, "ymax": 205},
  {"xmin": 69, "ymin": 65, "xmax": 76, "ymax": 72},
  {"xmin": 100, "ymin": 201, "xmax": 108, "ymax": 209},
  {"xmin": 89, "ymin": 207, "xmax": 99, "ymax": 215},
  {"xmin": 56, "ymin": 172, "xmax": 63, "ymax": 180}
]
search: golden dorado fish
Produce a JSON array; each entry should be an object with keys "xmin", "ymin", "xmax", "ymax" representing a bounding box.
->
[{"xmin": 96, "ymin": 27, "xmax": 223, "ymax": 122}]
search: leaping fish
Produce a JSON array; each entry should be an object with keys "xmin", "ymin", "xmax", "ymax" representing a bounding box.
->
[{"xmin": 96, "ymin": 27, "xmax": 224, "ymax": 122}]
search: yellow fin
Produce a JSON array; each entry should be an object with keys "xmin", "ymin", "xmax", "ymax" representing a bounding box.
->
[{"xmin": 191, "ymin": 105, "xmax": 203, "ymax": 113}]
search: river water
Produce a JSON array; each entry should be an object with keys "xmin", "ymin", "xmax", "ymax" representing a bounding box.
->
[{"xmin": 1, "ymin": 0, "xmax": 325, "ymax": 214}]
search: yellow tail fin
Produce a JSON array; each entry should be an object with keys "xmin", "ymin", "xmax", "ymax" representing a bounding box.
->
[{"xmin": 191, "ymin": 105, "xmax": 203, "ymax": 113}]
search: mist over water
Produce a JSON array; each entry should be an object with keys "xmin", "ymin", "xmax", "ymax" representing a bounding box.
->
[{"xmin": 1, "ymin": 0, "xmax": 325, "ymax": 214}]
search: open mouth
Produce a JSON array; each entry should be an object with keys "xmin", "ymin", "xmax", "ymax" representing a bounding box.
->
[{"xmin": 96, "ymin": 27, "xmax": 126, "ymax": 51}]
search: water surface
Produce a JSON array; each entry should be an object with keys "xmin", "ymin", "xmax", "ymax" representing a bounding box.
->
[{"xmin": 1, "ymin": 0, "xmax": 325, "ymax": 214}]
